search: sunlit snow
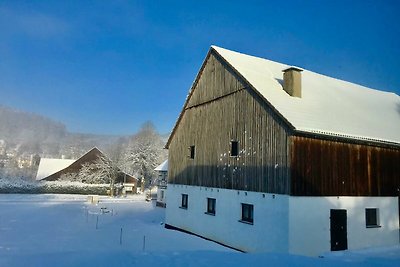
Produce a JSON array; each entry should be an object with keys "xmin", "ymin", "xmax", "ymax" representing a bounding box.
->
[{"xmin": 0, "ymin": 194, "xmax": 398, "ymax": 267}]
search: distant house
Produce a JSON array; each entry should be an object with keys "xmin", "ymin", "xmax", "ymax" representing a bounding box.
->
[
  {"xmin": 154, "ymin": 160, "xmax": 168, "ymax": 207},
  {"xmin": 36, "ymin": 147, "xmax": 138, "ymax": 193},
  {"xmin": 36, "ymin": 158, "xmax": 76, "ymax": 181},
  {"xmin": 0, "ymin": 139, "xmax": 5, "ymax": 151},
  {"xmin": 40, "ymin": 147, "xmax": 105, "ymax": 181},
  {"xmin": 165, "ymin": 46, "xmax": 400, "ymax": 256},
  {"xmin": 30, "ymin": 154, "xmax": 41, "ymax": 168}
]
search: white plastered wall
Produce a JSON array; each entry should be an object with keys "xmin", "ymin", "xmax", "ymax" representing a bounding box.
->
[
  {"xmin": 166, "ymin": 185, "xmax": 399, "ymax": 256},
  {"xmin": 289, "ymin": 196, "xmax": 399, "ymax": 256},
  {"xmin": 157, "ymin": 188, "xmax": 166, "ymax": 203},
  {"xmin": 165, "ymin": 184, "xmax": 289, "ymax": 252}
]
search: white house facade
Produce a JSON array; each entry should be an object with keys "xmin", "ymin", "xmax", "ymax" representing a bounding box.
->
[
  {"xmin": 166, "ymin": 185, "xmax": 398, "ymax": 256},
  {"xmin": 288, "ymin": 196, "xmax": 398, "ymax": 256},
  {"xmin": 154, "ymin": 160, "xmax": 168, "ymax": 207}
]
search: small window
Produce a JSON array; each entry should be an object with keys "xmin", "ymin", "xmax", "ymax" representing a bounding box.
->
[
  {"xmin": 189, "ymin": 146, "xmax": 195, "ymax": 159},
  {"xmin": 206, "ymin": 198, "xmax": 216, "ymax": 215},
  {"xmin": 160, "ymin": 190, "xmax": 164, "ymax": 200},
  {"xmin": 181, "ymin": 194, "xmax": 188, "ymax": 209},
  {"xmin": 240, "ymin": 203, "xmax": 254, "ymax": 224},
  {"xmin": 366, "ymin": 208, "xmax": 380, "ymax": 227},
  {"xmin": 231, "ymin": 141, "xmax": 239, "ymax": 157}
]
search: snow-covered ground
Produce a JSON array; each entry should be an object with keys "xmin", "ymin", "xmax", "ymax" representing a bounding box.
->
[{"xmin": 0, "ymin": 194, "xmax": 398, "ymax": 267}]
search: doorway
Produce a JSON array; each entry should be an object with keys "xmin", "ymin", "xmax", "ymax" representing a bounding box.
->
[{"xmin": 330, "ymin": 209, "xmax": 348, "ymax": 251}]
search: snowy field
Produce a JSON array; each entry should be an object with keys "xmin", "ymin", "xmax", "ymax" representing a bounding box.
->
[{"xmin": 0, "ymin": 194, "xmax": 399, "ymax": 267}]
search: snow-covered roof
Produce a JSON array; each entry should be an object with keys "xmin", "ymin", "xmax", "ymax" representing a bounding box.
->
[
  {"xmin": 211, "ymin": 46, "xmax": 400, "ymax": 145},
  {"xmin": 154, "ymin": 160, "xmax": 168, "ymax": 172},
  {"xmin": 35, "ymin": 158, "xmax": 75, "ymax": 181}
]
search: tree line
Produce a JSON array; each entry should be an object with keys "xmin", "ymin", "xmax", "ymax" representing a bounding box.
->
[
  {"xmin": 0, "ymin": 105, "xmax": 168, "ymax": 185},
  {"xmin": 59, "ymin": 121, "xmax": 168, "ymax": 187}
]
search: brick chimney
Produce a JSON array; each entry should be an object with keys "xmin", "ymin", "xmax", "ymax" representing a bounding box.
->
[{"xmin": 282, "ymin": 66, "xmax": 303, "ymax": 98}]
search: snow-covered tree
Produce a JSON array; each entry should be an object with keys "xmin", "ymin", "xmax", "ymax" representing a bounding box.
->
[
  {"xmin": 59, "ymin": 172, "xmax": 79, "ymax": 182},
  {"xmin": 92, "ymin": 156, "xmax": 118, "ymax": 183},
  {"xmin": 124, "ymin": 121, "xmax": 166, "ymax": 188},
  {"xmin": 73, "ymin": 155, "xmax": 121, "ymax": 195},
  {"xmin": 0, "ymin": 158, "xmax": 35, "ymax": 180}
]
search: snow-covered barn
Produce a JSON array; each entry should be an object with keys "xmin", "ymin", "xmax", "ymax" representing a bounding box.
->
[
  {"xmin": 36, "ymin": 158, "xmax": 76, "ymax": 181},
  {"xmin": 36, "ymin": 147, "xmax": 138, "ymax": 194},
  {"xmin": 165, "ymin": 46, "xmax": 400, "ymax": 256}
]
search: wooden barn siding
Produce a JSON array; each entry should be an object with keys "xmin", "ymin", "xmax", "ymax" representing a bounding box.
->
[
  {"xmin": 291, "ymin": 136, "xmax": 400, "ymax": 196},
  {"xmin": 168, "ymin": 52, "xmax": 291, "ymax": 194},
  {"xmin": 44, "ymin": 148, "xmax": 137, "ymax": 184},
  {"xmin": 187, "ymin": 53, "xmax": 242, "ymax": 108}
]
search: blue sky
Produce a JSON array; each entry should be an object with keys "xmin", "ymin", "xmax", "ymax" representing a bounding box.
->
[{"xmin": 0, "ymin": 0, "xmax": 399, "ymax": 135}]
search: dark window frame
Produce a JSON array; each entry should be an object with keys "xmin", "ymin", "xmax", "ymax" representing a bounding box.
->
[
  {"xmin": 189, "ymin": 145, "xmax": 195, "ymax": 159},
  {"xmin": 240, "ymin": 203, "xmax": 254, "ymax": 224},
  {"xmin": 205, "ymin": 198, "xmax": 216, "ymax": 216},
  {"xmin": 365, "ymin": 208, "xmax": 380, "ymax": 228},
  {"xmin": 180, "ymin": 194, "xmax": 188, "ymax": 209},
  {"xmin": 230, "ymin": 141, "xmax": 239, "ymax": 157}
]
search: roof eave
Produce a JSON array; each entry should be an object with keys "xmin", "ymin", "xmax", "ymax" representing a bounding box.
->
[{"xmin": 295, "ymin": 129, "xmax": 400, "ymax": 149}]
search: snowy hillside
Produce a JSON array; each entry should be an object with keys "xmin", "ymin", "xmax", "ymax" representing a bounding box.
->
[
  {"xmin": 0, "ymin": 106, "xmax": 167, "ymax": 181},
  {"xmin": 0, "ymin": 105, "xmax": 119, "ymax": 157},
  {"xmin": 0, "ymin": 194, "xmax": 398, "ymax": 267}
]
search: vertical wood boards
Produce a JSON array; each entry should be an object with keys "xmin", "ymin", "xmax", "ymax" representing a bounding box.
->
[
  {"xmin": 168, "ymin": 50, "xmax": 400, "ymax": 197},
  {"xmin": 168, "ymin": 52, "xmax": 291, "ymax": 194},
  {"xmin": 187, "ymin": 53, "xmax": 242, "ymax": 109},
  {"xmin": 291, "ymin": 136, "xmax": 400, "ymax": 196}
]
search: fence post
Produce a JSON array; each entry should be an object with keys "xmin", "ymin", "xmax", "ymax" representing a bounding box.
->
[{"xmin": 120, "ymin": 228, "xmax": 123, "ymax": 245}]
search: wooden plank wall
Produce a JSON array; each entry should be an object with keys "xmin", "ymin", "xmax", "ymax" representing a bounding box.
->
[
  {"xmin": 168, "ymin": 52, "xmax": 291, "ymax": 194},
  {"xmin": 187, "ymin": 53, "xmax": 243, "ymax": 108},
  {"xmin": 291, "ymin": 136, "xmax": 400, "ymax": 196}
]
